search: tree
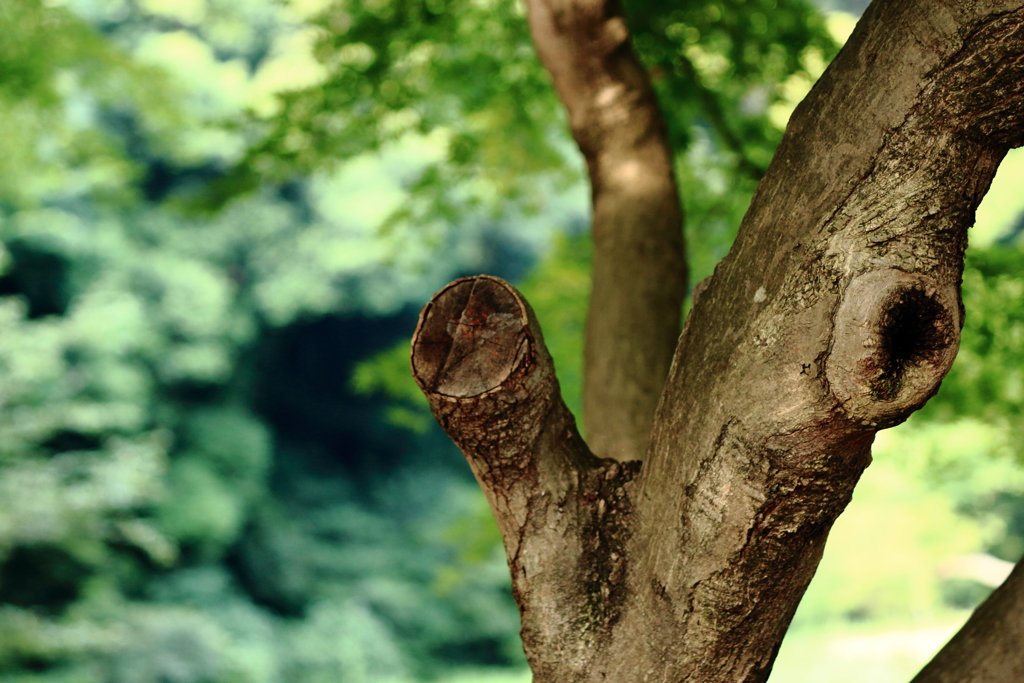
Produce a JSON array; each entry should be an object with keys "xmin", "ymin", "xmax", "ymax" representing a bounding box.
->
[{"xmin": 411, "ymin": 0, "xmax": 1024, "ymax": 681}]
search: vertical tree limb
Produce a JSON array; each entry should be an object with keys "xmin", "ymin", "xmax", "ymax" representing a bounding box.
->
[{"xmin": 524, "ymin": 0, "xmax": 687, "ymax": 462}]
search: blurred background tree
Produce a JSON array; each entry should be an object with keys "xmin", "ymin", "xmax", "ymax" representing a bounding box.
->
[{"xmin": 0, "ymin": 0, "xmax": 1022, "ymax": 682}]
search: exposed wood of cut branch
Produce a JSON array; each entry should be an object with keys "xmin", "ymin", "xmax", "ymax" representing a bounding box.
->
[{"xmin": 525, "ymin": 0, "xmax": 687, "ymax": 462}]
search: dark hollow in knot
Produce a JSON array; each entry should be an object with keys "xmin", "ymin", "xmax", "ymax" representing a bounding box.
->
[
  {"xmin": 868, "ymin": 285, "xmax": 953, "ymax": 401},
  {"xmin": 411, "ymin": 276, "xmax": 530, "ymax": 397}
]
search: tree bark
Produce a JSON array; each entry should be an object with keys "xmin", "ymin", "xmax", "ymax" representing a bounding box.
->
[
  {"xmin": 912, "ymin": 557, "xmax": 1024, "ymax": 683},
  {"xmin": 411, "ymin": 276, "xmax": 640, "ymax": 674},
  {"xmin": 525, "ymin": 0, "xmax": 687, "ymax": 463},
  {"xmin": 412, "ymin": 0, "xmax": 1024, "ymax": 681}
]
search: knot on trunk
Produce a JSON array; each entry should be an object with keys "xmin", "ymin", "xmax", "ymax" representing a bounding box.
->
[{"xmin": 826, "ymin": 268, "xmax": 960, "ymax": 426}]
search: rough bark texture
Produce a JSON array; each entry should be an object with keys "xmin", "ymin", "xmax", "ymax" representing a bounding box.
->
[
  {"xmin": 525, "ymin": 0, "xmax": 687, "ymax": 463},
  {"xmin": 411, "ymin": 276, "xmax": 641, "ymax": 672},
  {"xmin": 412, "ymin": 0, "xmax": 1024, "ymax": 681}
]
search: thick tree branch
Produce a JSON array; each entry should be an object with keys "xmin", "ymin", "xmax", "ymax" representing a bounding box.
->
[
  {"xmin": 411, "ymin": 276, "xmax": 640, "ymax": 678},
  {"xmin": 524, "ymin": 0, "xmax": 687, "ymax": 462},
  {"xmin": 606, "ymin": 2, "xmax": 1024, "ymax": 680},
  {"xmin": 911, "ymin": 556, "xmax": 1024, "ymax": 683}
]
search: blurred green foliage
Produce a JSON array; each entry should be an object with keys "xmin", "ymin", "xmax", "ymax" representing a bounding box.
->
[
  {"xmin": 0, "ymin": 1, "xmax": 533, "ymax": 680},
  {"xmin": 627, "ymin": 0, "xmax": 838, "ymax": 176},
  {"xmin": 518, "ymin": 232, "xmax": 591, "ymax": 421},
  {"xmin": 928, "ymin": 249, "xmax": 1024, "ymax": 424},
  {"xmin": 1, "ymin": 0, "xmax": 1023, "ymax": 682},
  {"xmin": 230, "ymin": 0, "xmax": 839, "ymax": 286}
]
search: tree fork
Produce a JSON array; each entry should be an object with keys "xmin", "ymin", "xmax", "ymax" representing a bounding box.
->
[{"xmin": 413, "ymin": 0, "xmax": 1024, "ymax": 681}]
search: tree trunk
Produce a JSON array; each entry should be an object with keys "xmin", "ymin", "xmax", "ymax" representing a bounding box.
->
[{"xmin": 411, "ymin": 0, "xmax": 1024, "ymax": 681}]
